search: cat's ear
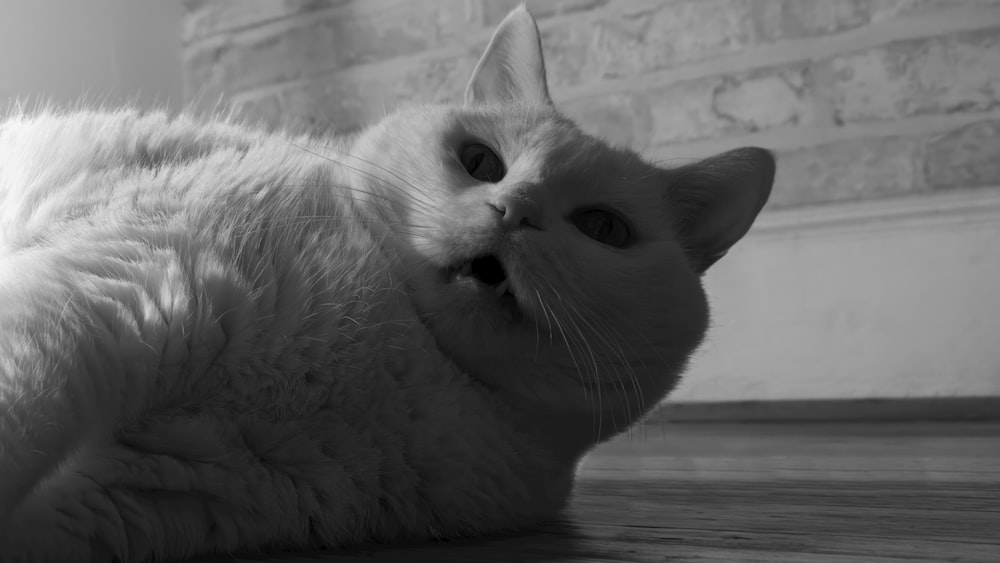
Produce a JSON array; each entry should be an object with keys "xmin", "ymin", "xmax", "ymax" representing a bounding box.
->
[
  {"xmin": 668, "ymin": 147, "xmax": 775, "ymax": 274},
  {"xmin": 465, "ymin": 5, "xmax": 552, "ymax": 106}
]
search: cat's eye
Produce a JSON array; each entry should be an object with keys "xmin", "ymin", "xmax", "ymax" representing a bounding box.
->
[
  {"xmin": 572, "ymin": 209, "xmax": 631, "ymax": 248},
  {"xmin": 460, "ymin": 143, "xmax": 505, "ymax": 183}
]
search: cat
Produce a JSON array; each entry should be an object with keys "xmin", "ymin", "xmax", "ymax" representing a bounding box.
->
[{"xmin": 0, "ymin": 6, "xmax": 773, "ymax": 562}]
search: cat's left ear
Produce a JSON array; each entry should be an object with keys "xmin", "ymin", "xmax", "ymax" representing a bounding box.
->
[
  {"xmin": 465, "ymin": 6, "xmax": 552, "ymax": 106},
  {"xmin": 668, "ymin": 147, "xmax": 775, "ymax": 274}
]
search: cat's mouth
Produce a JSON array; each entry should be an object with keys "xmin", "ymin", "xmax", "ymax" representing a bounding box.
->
[{"xmin": 447, "ymin": 255, "xmax": 520, "ymax": 320}]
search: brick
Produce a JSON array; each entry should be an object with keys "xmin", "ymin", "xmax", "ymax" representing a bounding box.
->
[
  {"xmin": 182, "ymin": 0, "xmax": 348, "ymax": 43},
  {"xmin": 646, "ymin": 78, "xmax": 724, "ymax": 146},
  {"xmin": 644, "ymin": 64, "xmax": 822, "ymax": 145},
  {"xmin": 539, "ymin": 0, "xmax": 757, "ymax": 88},
  {"xmin": 561, "ymin": 93, "xmax": 654, "ymax": 149},
  {"xmin": 240, "ymin": 53, "xmax": 477, "ymax": 135},
  {"xmin": 869, "ymin": 0, "xmax": 1000, "ymax": 22},
  {"xmin": 750, "ymin": 0, "xmax": 871, "ymax": 42},
  {"xmin": 592, "ymin": 1, "xmax": 755, "ymax": 78},
  {"xmin": 769, "ymin": 136, "xmax": 926, "ymax": 208},
  {"xmin": 827, "ymin": 29, "xmax": 1000, "ymax": 123},
  {"xmin": 479, "ymin": 0, "xmax": 609, "ymax": 25},
  {"xmin": 183, "ymin": 0, "xmax": 475, "ymax": 97},
  {"xmin": 538, "ymin": 22, "xmax": 591, "ymax": 90},
  {"xmin": 713, "ymin": 71, "xmax": 819, "ymax": 132},
  {"xmin": 751, "ymin": 0, "xmax": 1000, "ymax": 42},
  {"xmin": 396, "ymin": 55, "xmax": 478, "ymax": 106},
  {"xmin": 925, "ymin": 121, "xmax": 1000, "ymax": 189},
  {"xmin": 533, "ymin": 0, "xmax": 988, "ymax": 89},
  {"xmin": 631, "ymin": 28, "xmax": 1000, "ymax": 147},
  {"xmin": 768, "ymin": 120, "xmax": 1000, "ymax": 209}
]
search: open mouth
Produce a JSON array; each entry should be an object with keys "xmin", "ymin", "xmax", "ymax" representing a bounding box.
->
[
  {"xmin": 449, "ymin": 255, "xmax": 513, "ymax": 297},
  {"xmin": 447, "ymin": 255, "xmax": 522, "ymax": 320}
]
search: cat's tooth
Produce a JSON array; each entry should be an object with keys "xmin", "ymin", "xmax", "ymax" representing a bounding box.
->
[{"xmin": 494, "ymin": 279, "xmax": 510, "ymax": 296}]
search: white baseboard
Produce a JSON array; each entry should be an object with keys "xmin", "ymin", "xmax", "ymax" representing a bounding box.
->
[{"xmin": 672, "ymin": 187, "xmax": 1000, "ymax": 402}]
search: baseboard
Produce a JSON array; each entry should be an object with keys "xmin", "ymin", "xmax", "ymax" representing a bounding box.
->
[
  {"xmin": 669, "ymin": 187, "xmax": 1000, "ymax": 403},
  {"xmin": 653, "ymin": 397, "xmax": 1000, "ymax": 422}
]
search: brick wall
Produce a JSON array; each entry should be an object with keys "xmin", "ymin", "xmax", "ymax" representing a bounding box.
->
[{"xmin": 181, "ymin": 0, "xmax": 1000, "ymax": 210}]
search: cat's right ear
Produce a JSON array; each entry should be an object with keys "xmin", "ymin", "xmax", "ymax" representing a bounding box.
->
[
  {"xmin": 465, "ymin": 6, "xmax": 552, "ymax": 106},
  {"xmin": 667, "ymin": 147, "xmax": 775, "ymax": 274}
]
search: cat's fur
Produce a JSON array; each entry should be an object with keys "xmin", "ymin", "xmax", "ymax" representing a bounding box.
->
[{"xmin": 0, "ymin": 7, "xmax": 773, "ymax": 562}]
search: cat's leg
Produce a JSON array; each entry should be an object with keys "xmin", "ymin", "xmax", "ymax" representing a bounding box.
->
[
  {"xmin": 0, "ymin": 414, "xmax": 375, "ymax": 563},
  {"xmin": 0, "ymin": 422, "xmax": 298, "ymax": 563},
  {"xmin": 0, "ymin": 254, "xmax": 168, "ymax": 556},
  {"xmin": 0, "ymin": 462, "xmax": 113, "ymax": 563},
  {"xmin": 0, "ymin": 290, "xmax": 121, "ymax": 521}
]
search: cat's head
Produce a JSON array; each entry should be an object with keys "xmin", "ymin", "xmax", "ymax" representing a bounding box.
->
[{"xmin": 349, "ymin": 7, "xmax": 773, "ymax": 446}]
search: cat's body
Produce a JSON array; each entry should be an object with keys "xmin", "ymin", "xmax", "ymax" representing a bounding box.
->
[
  {"xmin": 0, "ymin": 109, "xmax": 575, "ymax": 560},
  {"xmin": 0, "ymin": 8, "xmax": 773, "ymax": 562}
]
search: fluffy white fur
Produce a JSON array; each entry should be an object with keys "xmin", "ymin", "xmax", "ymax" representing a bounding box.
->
[{"xmin": 0, "ymin": 7, "xmax": 773, "ymax": 562}]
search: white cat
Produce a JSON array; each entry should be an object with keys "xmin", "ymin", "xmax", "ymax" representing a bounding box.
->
[{"xmin": 0, "ymin": 7, "xmax": 773, "ymax": 562}]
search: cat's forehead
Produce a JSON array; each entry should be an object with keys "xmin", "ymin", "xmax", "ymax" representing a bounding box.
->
[
  {"xmin": 451, "ymin": 105, "xmax": 572, "ymax": 154},
  {"xmin": 452, "ymin": 105, "xmax": 663, "ymax": 190}
]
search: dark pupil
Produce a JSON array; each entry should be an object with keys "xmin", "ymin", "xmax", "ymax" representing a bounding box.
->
[
  {"xmin": 462, "ymin": 144, "xmax": 504, "ymax": 183},
  {"xmin": 576, "ymin": 209, "xmax": 629, "ymax": 247},
  {"xmin": 468, "ymin": 152, "xmax": 484, "ymax": 172},
  {"xmin": 588, "ymin": 214, "xmax": 612, "ymax": 240}
]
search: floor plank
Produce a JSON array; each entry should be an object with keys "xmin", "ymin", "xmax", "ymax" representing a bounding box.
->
[{"xmin": 216, "ymin": 421, "xmax": 1000, "ymax": 562}]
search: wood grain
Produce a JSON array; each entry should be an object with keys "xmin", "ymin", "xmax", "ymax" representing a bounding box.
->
[
  {"xmin": 212, "ymin": 421, "xmax": 1000, "ymax": 563},
  {"xmin": 654, "ymin": 397, "xmax": 1000, "ymax": 422}
]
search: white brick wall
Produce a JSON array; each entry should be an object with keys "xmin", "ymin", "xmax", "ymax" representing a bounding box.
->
[
  {"xmin": 182, "ymin": 0, "xmax": 1000, "ymax": 209},
  {"xmin": 181, "ymin": 1, "xmax": 1000, "ymax": 401}
]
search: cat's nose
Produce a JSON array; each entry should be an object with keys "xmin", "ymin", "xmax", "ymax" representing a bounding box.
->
[{"xmin": 490, "ymin": 196, "xmax": 544, "ymax": 230}]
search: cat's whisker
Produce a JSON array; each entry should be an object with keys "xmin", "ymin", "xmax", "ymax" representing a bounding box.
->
[
  {"xmin": 569, "ymin": 302, "xmax": 643, "ymax": 411},
  {"xmin": 535, "ymin": 291, "xmax": 605, "ymax": 433},
  {"xmin": 545, "ymin": 286, "xmax": 602, "ymax": 383},
  {"xmin": 532, "ymin": 289, "xmax": 555, "ymax": 348},
  {"xmin": 541, "ymin": 279, "xmax": 630, "ymax": 431},
  {"xmin": 227, "ymin": 215, "xmax": 436, "ymax": 241},
  {"xmin": 532, "ymin": 299, "xmax": 541, "ymax": 363},
  {"xmin": 650, "ymin": 157, "xmax": 703, "ymax": 166},
  {"xmin": 273, "ymin": 171, "xmax": 439, "ymax": 223},
  {"xmin": 540, "ymin": 276, "xmax": 652, "ymax": 432},
  {"xmin": 532, "ymin": 287, "xmax": 590, "ymax": 402},
  {"xmin": 537, "ymin": 297, "xmax": 585, "ymax": 392},
  {"xmin": 564, "ymin": 309, "xmax": 611, "ymax": 432},
  {"xmin": 292, "ymin": 142, "xmax": 439, "ymax": 209},
  {"xmin": 565, "ymin": 280, "xmax": 666, "ymax": 369},
  {"xmin": 270, "ymin": 180, "xmax": 427, "ymax": 210}
]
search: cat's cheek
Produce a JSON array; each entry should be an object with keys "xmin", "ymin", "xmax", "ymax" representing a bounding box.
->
[{"xmin": 405, "ymin": 231, "xmax": 444, "ymax": 262}]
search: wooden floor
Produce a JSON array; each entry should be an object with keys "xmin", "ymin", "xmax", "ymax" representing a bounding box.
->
[{"xmin": 219, "ymin": 420, "xmax": 1000, "ymax": 563}]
